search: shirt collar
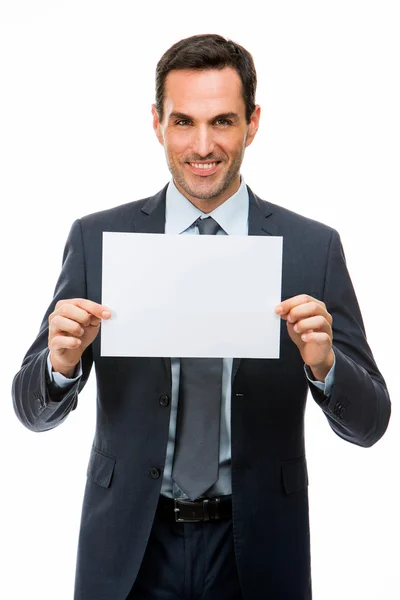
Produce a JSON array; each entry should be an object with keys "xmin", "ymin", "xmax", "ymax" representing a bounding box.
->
[{"xmin": 165, "ymin": 177, "xmax": 249, "ymax": 235}]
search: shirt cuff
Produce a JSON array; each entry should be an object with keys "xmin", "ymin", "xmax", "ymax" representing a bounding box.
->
[
  {"xmin": 47, "ymin": 352, "xmax": 83, "ymax": 389},
  {"xmin": 304, "ymin": 351, "xmax": 336, "ymax": 397}
]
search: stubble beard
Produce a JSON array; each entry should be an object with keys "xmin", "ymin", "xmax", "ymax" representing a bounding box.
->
[{"xmin": 167, "ymin": 150, "xmax": 245, "ymax": 201}]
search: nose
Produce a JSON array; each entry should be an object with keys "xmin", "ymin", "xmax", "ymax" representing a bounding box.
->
[{"xmin": 192, "ymin": 125, "xmax": 215, "ymax": 158}]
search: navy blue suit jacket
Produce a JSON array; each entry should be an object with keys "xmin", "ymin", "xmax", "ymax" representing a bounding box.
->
[{"xmin": 12, "ymin": 185, "xmax": 391, "ymax": 599}]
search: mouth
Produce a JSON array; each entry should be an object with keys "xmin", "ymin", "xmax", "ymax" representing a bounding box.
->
[{"xmin": 186, "ymin": 161, "xmax": 222, "ymax": 177}]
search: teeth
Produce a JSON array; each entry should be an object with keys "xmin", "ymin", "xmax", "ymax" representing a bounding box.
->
[{"xmin": 191, "ymin": 162, "xmax": 218, "ymax": 169}]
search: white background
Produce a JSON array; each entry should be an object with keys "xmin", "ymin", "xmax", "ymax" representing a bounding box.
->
[{"xmin": 1, "ymin": 1, "xmax": 399, "ymax": 598}]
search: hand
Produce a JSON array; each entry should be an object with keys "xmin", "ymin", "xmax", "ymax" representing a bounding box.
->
[
  {"xmin": 275, "ymin": 294, "xmax": 334, "ymax": 382},
  {"xmin": 48, "ymin": 298, "xmax": 111, "ymax": 377}
]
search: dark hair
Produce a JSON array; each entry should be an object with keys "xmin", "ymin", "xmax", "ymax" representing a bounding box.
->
[{"xmin": 155, "ymin": 33, "xmax": 257, "ymax": 124}]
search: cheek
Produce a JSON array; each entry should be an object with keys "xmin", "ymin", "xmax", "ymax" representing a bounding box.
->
[
  {"xmin": 164, "ymin": 132, "xmax": 192, "ymax": 156},
  {"xmin": 214, "ymin": 131, "xmax": 244, "ymax": 154}
]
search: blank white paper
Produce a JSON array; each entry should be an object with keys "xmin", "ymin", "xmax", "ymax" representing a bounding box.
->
[{"xmin": 101, "ymin": 232, "xmax": 283, "ymax": 358}]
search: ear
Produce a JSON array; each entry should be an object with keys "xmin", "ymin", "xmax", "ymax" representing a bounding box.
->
[
  {"xmin": 152, "ymin": 104, "xmax": 164, "ymax": 147},
  {"xmin": 245, "ymin": 105, "xmax": 261, "ymax": 148}
]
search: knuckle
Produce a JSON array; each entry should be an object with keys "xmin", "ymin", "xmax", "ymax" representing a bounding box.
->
[
  {"xmin": 73, "ymin": 323, "xmax": 83, "ymax": 336},
  {"xmin": 52, "ymin": 315, "xmax": 63, "ymax": 330},
  {"xmin": 58, "ymin": 304, "xmax": 69, "ymax": 317},
  {"xmin": 71, "ymin": 337, "xmax": 81, "ymax": 348},
  {"xmin": 49, "ymin": 335, "xmax": 59, "ymax": 349},
  {"xmin": 49, "ymin": 315, "xmax": 58, "ymax": 330}
]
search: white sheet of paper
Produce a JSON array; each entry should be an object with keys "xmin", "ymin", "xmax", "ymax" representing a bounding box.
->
[{"xmin": 101, "ymin": 232, "xmax": 283, "ymax": 358}]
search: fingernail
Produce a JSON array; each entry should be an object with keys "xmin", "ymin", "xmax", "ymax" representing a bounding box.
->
[
  {"xmin": 275, "ymin": 306, "xmax": 283, "ymax": 314},
  {"xmin": 102, "ymin": 310, "xmax": 111, "ymax": 318},
  {"xmin": 301, "ymin": 334, "xmax": 307, "ymax": 341},
  {"xmin": 294, "ymin": 324, "xmax": 299, "ymax": 333}
]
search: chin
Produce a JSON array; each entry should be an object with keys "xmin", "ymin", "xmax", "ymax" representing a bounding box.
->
[{"xmin": 185, "ymin": 183, "xmax": 223, "ymax": 201}]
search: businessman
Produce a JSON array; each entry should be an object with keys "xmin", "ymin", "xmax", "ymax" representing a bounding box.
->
[{"xmin": 13, "ymin": 34, "xmax": 391, "ymax": 599}]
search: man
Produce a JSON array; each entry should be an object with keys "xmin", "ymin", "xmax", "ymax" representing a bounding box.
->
[{"xmin": 12, "ymin": 34, "xmax": 390, "ymax": 600}]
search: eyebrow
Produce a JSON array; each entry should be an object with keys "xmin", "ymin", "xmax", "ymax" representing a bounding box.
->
[{"xmin": 168, "ymin": 111, "xmax": 240, "ymax": 123}]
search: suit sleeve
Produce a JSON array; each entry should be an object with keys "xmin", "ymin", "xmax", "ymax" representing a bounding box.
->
[
  {"xmin": 308, "ymin": 229, "xmax": 391, "ymax": 447},
  {"xmin": 12, "ymin": 219, "xmax": 93, "ymax": 432}
]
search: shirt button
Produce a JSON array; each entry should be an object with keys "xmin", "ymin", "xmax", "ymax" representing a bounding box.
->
[
  {"xmin": 149, "ymin": 468, "xmax": 161, "ymax": 479},
  {"xmin": 159, "ymin": 394, "xmax": 170, "ymax": 407}
]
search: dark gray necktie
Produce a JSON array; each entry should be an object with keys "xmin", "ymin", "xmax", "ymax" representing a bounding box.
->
[{"xmin": 172, "ymin": 216, "xmax": 223, "ymax": 500}]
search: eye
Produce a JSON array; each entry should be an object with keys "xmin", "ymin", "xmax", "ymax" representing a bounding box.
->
[
  {"xmin": 176, "ymin": 119, "xmax": 191, "ymax": 126},
  {"xmin": 215, "ymin": 119, "xmax": 232, "ymax": 126}
]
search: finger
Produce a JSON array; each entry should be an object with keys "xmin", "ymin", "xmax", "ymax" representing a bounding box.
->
[
  {"xmin": 49, "ymin": 335, "xmax": 82, "ymax": 352},
  {"xmin": 88, "ymin": 316, "xmax": 102, "ymax": 327},
  {"xmin": 55, "ymin": 298, "xmax": 111, "ymax": 320},
  {"xmin": 288, "ymin": 302, "xmax": 332, "ymax": 327},
  {"xmin": 49, "ymin": 315, "xmax": 85, "ymax": 338},
  {"xmin": 292, "ymin": 316, "xmax": 332, "ymax": 336},
  {"xmin": 300, "ymin": 331, "xmax": 332, "ymax": 344},
  {"xmin": 276, "ymin": 295, "xmax": 327, "ymax": 317},
  {"xmin": 52, "ymin": 304, "xmax": 93, "ymax": 327},
  {"xmin": 275, "ymin": 295, "xmax": 313, "ymax": 316},
  {"xmin": 51, "ymin": 303, "xmax": 103, "ymax": 328}
]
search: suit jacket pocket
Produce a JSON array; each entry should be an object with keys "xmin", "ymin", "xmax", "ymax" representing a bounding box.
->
[
  {"xmin": 87, "ymin": 447, "xmax": 116, "ymax": 488},
  {"xmin": 281, "ymin": 457, "xmax": 308, "ymax": 494}
]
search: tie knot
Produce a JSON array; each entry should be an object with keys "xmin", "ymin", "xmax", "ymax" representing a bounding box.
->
[{"xmin": 196, "ymin": 216, "xmax": 221, "ymax": 235}]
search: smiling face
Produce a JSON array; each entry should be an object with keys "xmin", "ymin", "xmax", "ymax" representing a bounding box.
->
[{"xmin": 152, "ymin": 67, "xmax": 260, "ymax": 212}]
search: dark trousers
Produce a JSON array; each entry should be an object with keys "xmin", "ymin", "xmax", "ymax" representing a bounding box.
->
[{"xmin": 127, "ymin": 498, "xmax": 243, "ymax": 600}]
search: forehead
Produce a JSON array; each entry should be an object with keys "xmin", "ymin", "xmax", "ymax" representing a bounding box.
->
[{"xmin": 163, "ymin": 67, "xmax": 245, "ymax": 119}]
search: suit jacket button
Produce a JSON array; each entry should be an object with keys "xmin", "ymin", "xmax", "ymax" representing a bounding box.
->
[
  {"xmin": 159, "ymin": 394, "xmax": 170, "ymax": 407},
  {"xmin": 149, "ymin": 468, "xmax": 161, "ymax": 479}
]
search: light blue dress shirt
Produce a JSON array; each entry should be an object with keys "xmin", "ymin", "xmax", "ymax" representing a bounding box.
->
[{"xmin": 48, "ymin": 177, "xmax": 335, "ymax": 498}]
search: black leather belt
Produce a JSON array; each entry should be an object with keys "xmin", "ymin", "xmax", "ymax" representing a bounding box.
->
[{"xmin": 157, "ymin": 495, "xmax": 232, "ymax": 523}]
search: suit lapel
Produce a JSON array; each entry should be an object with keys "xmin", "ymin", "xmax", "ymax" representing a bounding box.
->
[
  {"xmin": 134, "ymin": 184, "xmax": 169, "ymax": 234},
  {"xmin": 131, "ymin": 184, "xmax": 279, "ymax": 384}
]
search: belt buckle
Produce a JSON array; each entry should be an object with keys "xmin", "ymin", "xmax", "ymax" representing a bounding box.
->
[{"xmin": 174, "ymin": 498, "xmax": 204, "ymax": 523}]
